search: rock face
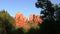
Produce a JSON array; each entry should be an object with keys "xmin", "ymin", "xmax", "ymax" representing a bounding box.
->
[
  {"xmin": 28, "ymin": 14, "xmax": 43, "ymax": 29},
  {"xmin": 15, "ymin": 12, "xmax": 30, "ymax": 29},
  {"xmin": 15, "ymin": 13, "xmax": 43, "ymax": 29},
  {"xmin": 29, "ymin": 14, "xmax": 43, "ymax": 24}
]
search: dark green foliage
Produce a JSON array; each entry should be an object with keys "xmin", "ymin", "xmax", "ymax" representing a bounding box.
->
[
  {"xmin": 0, "ymin": 10, "xmax": 15, "ymax": 34},
  {"xmin": 26, "ymin": 27, "xmax": 40, "ymax": 34},
  {"xmin": 35, "ymin": 0, "xmax": 60, "ymax": 34},
  {"xmin": 12, "ymin": 28, "xmax": 24, "ymax": 34}
]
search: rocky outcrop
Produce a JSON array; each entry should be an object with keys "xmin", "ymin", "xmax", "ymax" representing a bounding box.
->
[
  {"xmin": 15, "ymin": 13, "xmax": 43, "ymax": 29},
  {"xmin": 29, "ymin": 14, "xmax": 43, "ymax": 24},
  {"xmin": 15, "ymin": 12, "xmax": 30, "ymax": 29}
]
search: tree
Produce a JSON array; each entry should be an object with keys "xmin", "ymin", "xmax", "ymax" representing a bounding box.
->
[
  {"xmin": 0, "ymin": 10, "xmax": 15, "ymax": 34},
  {"xmin": 35, "ymin": 0, "xmax": 60, "ymax": 34}
]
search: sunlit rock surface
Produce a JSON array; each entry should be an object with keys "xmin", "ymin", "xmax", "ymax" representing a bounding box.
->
[
  {"xmin": 29, "ymin": 14, "xmax": 43, "ymax": 24},
  {"xmin": 15, "ymin": 13, "xmax": 43, "ymax": 30},
  {"xmin": 15, "ymin": 12, "xmax": 30, "ymax": 29}
]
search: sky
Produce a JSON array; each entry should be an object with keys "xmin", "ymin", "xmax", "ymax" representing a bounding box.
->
[{"xmin": 0, "ymin": 0, "xmax": 60, "ymax": 18}]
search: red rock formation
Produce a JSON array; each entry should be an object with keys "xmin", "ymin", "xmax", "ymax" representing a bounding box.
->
[
  {"xmin": 15, "ymin": 12, "xmax": 30, "ymax": 29},
  {"xmin": 29, "ymin": 14, "xmax": 43, "ymax": 24},
  {"xmin": 15, "ymin": 12, "xmax": 43, "ymax": 30},
  {"xmin": 29, "ymin": 14, "xmax": 43, "ymax": 29}
]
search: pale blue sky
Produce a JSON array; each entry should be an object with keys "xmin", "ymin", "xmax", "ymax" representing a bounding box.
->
[{"xmin": 0, "ymin": 0, "xmax": 60, "ymax": 18}]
